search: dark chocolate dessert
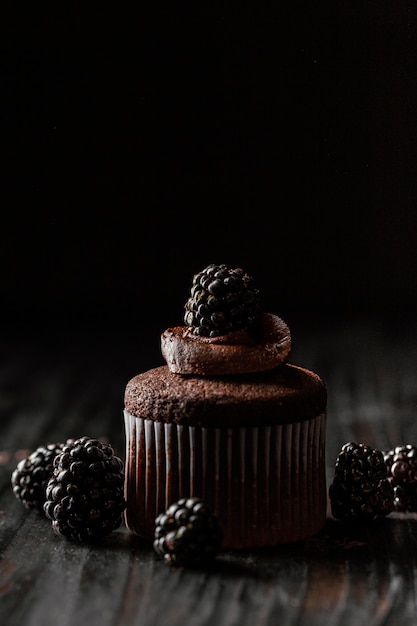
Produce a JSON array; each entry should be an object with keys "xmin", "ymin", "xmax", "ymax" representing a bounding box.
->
[{"xmin": 123, "ymin": 263, "xmax": 327, "ymax": 548}]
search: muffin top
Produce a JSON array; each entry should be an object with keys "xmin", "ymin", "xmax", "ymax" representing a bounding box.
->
[{"xmin": 124, "ymin": 363, "xmax": 327, "ymax": 428}]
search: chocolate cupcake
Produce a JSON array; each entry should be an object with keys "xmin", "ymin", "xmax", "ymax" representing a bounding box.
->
[{"xmin": 123, "ymin": 264, "xmax": 327, "ymax": 548}]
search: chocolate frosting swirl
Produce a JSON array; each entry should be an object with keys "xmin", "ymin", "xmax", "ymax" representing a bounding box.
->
[{"xmin": 160, "ymin": 313, "xmax": 292, "ymax": 375}]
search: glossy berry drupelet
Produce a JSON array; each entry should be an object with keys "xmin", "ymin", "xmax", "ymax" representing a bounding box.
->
[
  {"xmin": 383, "ymin": 444, "xmax": 417, "ymax": 512},
  {"xmin": 183, "ymin": 263, "xmax": 260, "ymax": 337},
  {"xmin": 43, "ymin": 436, "xmax": 126, "ymax": 542},
  {"xmin": 11, "ymin": 442, "xmax": 65, "ymax": 512},
  {"xmin": 154, "ymin": 497, "xmax": 223, "ymax": 567},
  {"xmin": 329, "ymin": 441, "xmax": 394, "ymax": 522}
]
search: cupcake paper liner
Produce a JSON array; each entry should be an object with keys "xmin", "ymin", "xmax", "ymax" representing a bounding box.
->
[{"xmin": 124, "ymin": 410, "xmax": 327, "ymax": 548}]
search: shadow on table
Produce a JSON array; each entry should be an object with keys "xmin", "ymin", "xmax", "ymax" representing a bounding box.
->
[{"xmin": 98, "ymin": 512, "xmax": 417, "ymax": 582}]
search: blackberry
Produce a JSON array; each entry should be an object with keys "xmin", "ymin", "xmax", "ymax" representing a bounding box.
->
[
  {"xmin": 384, "ymin": 445, "xmax": 417, "ymax": 512},
  {"xmin": 43, "ymin": 436, "xmax": 126, "ymax": 542},
  {"xmin": 184, "ymin": 263, "xmax": 260, "ymax": 337},
  {"xmin": 153, "ymin": 497, "xmax": 223, "ymax": 567},
  {"xmin": 329, "ymin": 442, "xmax": 394, "ymax": 522},
  {"xmin": 11, "ymin": 442, "xmax": 65, "ymax": 512}
]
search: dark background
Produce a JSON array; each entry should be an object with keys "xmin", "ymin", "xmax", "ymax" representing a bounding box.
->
[{"xmin": 2, "ymin": 4, "xmax": 417, "ymax": 344}]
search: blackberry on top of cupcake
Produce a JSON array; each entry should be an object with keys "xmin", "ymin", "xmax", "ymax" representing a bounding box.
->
[
  {"xmin": 161, "ymin": 262, "xmax": 292, "ymax": 376},
  {"xmin": 183, "ymin": 263, "xmax": 261, "ymax": 339}
]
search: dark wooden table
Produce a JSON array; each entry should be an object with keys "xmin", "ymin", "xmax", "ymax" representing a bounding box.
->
[{"xmin": 2, "ymin": 316, "xmax": 417, "ymax": 625}]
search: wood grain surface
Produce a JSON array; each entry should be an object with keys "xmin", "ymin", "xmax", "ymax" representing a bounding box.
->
[{"xmin": 1, "ymin": 318, "xmax": 417, "ymax": 625}]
